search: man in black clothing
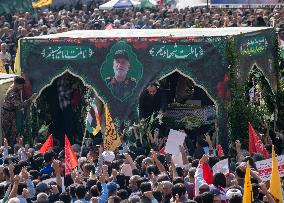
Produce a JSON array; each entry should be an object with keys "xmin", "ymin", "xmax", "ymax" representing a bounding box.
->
[{"xmin": 139, "ymin": 84, "xmax": 167, "ymax": 119}]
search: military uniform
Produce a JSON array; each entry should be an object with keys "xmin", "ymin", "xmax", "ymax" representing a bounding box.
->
[
  {"xmin": 106, "ymin": 77, "xmax": 136, "ymax": 100},
  {"xmin": 1, "ymin": 85, "xmax": 32, "ymax": 145}
]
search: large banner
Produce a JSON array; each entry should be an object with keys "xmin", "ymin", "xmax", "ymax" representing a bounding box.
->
[
  {"xmin": 20, "ymin": 35, "xmax": 229, "ymax": 144},
  {"xmin": 211, "ymin": 0, "xmax": 281, "ymax": 4},
  {"xmin": 19, "ymin": 28, "xmax": 279, "ymax": 151}
]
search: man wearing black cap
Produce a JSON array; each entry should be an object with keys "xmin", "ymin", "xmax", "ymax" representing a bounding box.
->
[
  {"xmin": 105, "ymin": 50, "xmax": 136, "ymax": 100},
  {"xmin": 1, "ymin": 76, "xmax": 37, "ymax": 145}
]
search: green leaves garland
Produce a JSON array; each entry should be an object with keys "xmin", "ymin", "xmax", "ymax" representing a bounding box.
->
[{"xmin": 227, "ymin": 36, "xmax": 278, "ymax": 151}]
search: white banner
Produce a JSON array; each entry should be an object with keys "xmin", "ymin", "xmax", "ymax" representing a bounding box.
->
[
  {"xmin": 212, "ymin": 159, "xmax": 229, "ymax": 175},
  {"xmin": 165, "ymin": 129, "xmax": 186, "ymax": 155},
  {"xmin": 255, "ymin": 155, "xmax": 284, "ymax": 181}
]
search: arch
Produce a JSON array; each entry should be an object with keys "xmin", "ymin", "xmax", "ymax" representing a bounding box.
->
[
  {"xmin": 140, "ymin": 68, "xmax": 220, "ymax": 141},
  {"xmin": 36, "ymin": 69, "xmax": 106, "ymax": 106},
  {"xmin": 248, "ymin": 62, "xmax": 276, "ymax": 97},
  {"xmin": 31, "ymin": 69, "xmax": 106, "ymax": 144},
  {"xmin": 247, "ymin": 63, "xmax": 277, "ymax": 130}
]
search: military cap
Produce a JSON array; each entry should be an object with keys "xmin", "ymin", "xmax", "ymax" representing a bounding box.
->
[{"xmin": 113, "ymin": 50, "xmax": 129, "ymax": 61}]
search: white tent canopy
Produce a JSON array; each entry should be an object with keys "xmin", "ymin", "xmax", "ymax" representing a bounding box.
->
[
  {"xmin": 176, "ymin": 0, "xmax": 208, "ymax": 9},
  {"xmin": 99, "ymin": 0, "xmax": 140, "ymax": 10},
  {"xmin": 99, "ymin": 0, "xmax": 117, "ymax": 10},
  {"xmin": 27, "ymin": 27, "xmax": 270, "ymax": 39}
]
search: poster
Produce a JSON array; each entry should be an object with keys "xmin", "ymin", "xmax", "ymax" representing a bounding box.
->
[
  {"xmin": 212, "ymin": 159, "xmax": 229, "ymax": 175},
  {"xmin": 255, "ymin": 155, "xmax": 284, "ymax": 181},
  {"xmin": 165, "ymin": 129, "xmax": 186, "ymax": 154}
]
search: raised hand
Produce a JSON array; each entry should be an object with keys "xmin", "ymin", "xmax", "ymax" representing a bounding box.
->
[
  {"xmin": 111, "ymin": 169, "xmax": 118, "ymax": 178},
  {"xmin": 235, "ymin": 140, "xmax": 241, "ymax": 151},
  {"xmin": 150, "ymin": 150, "xmax": 157, "ymax": 160},
  {"xmin": 259, "ymin": 182, "xmax": 269, "ymax": 195},
  {"xmin": 99, "ymin": 173, "xmax": 106, "ymax": 183},
  {"xmin": 52, "ymin": 160, "xmax": 60, "ymax": 172},
  {"xmin": 3, "ymin": 138, "xmax": 8, "ymax": 148},
  {"xmin": 174, "ymin": 194, "xmax": 180, "ymax": 203},
  {"xmin": 179, "ymin": 145, "xmax": 185, "ymax": 153},
  {"xmin": 22, "ymin": 188, "xmax": 29, "ymax": 199},
  {"xmin": 14, "ymin": 175, "xmax": 20, "ymax": 185},
  {"xmin": 200, "ymin": 154, "xmax": 209, "ymax": 164},
  {"xmin": 102, "ymin": 165, "xmax": 108, "ymax": 174},
  {"xmin": 8, "ymin": 163, "xmax": 15, "ymax": 174},
  {"xmin": 205, "ymin": 133, "xmax": 211, "ymax": 144},
  {"xmin": 124, "ymin": 153, "xmax": 132, "ymax": 162},
  {"xmin": 20, "ymin": 167, "xmax": 29, "ymax": 180}
]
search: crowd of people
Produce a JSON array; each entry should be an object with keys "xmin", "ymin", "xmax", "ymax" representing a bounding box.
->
[
  {"xmin": 0, "ymin": 2, "xmax": 284, "ymax": 73},
  {"xmin": 1, "ymin": 75, "xmax": 283, "ymax": 203},
  {"xmin": 0, "ymin": 1, "xmax": 284, "ymax": 203},
  {"xmin": 0, "ymin": 126, "xmax": 282, "ymax": 203}
]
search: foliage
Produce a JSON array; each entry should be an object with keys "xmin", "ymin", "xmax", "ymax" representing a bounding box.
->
[
  {"xmin": 177, "ymin": 116, "xmax": 203, "ymax": 130},
  {"xmin": 24, "ymin": 78, "xmax": 92, "ymax": 145},
  {"xmin": 163, "ymin": 115, "xmax": 204, "ymax": 131},
  {"xmin": 277, "ymin": 81, "xmax": 284, "ymax": 130},
  {"xmin": 128, "ymin": 112, "xmax": 163, "ymax": 148},
  {"xmin": 25, "ymin": 97, "xmax": 51, "ymax": 145},
  {"xmin": 131, "ymin": 112, "xmax": 163, "ymax": 136},
  {"xmin": 227, "ymin": 37, "xmax": 277, "ymax": 150}
]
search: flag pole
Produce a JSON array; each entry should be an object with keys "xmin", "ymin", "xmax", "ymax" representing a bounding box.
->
[
  {"xmin": 80, "ymin": 94, "xmax": 92, "ymax": 158},
  {"xmin": 79, "ymin": 127, "xmax": 87, "ymax": 158}
]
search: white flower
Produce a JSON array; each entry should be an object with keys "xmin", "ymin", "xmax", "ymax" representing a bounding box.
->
[{"xmin": 150, "ymin": 114, "xmax": 154, "ymax": 123}]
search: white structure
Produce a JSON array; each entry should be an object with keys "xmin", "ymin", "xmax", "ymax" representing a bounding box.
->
[{"xmin": 175, "ymin": 0, "xmax": 208, "ymax": 9}]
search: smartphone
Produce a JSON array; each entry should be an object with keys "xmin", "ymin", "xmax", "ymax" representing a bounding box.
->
[{"xmin": 165, "ymin": 154, "xmax": 171, "ymax": 164}]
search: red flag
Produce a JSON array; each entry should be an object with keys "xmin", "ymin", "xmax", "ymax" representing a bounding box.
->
[
  {"xmin": 159, "ymin": 147, "xmax": 166, "ymax": 156},
  {"xmin": 217, "ymin": 144, "xmax": 224, "ymax": 157},
  {"xmin": 39, "ymin": 135, "xmax": 53, "ymax": 155},
  {"xmin": 65, "ymin": 135, "xmax": 78, "ymax": 175},
  {"xmin": 202, "ymin": 162, "xmax": 213, "ymax": 184},
  {"xmin": 248, "ymin": 122, "xmax": 269, "ymax": 159},
  {"xmin": 105, "ymin": 23, "xmax": 113, "ymax": 30}
]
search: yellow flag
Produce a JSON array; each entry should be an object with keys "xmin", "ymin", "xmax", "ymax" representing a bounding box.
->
[
  {"xmin": 270, "ymin": 145, "xmax": 283, "ymax": 203},
  {"xmin": 93, "ymin": 125, "xmax": 101, "ymax": 136},
  {"xmin": 104, "ymin": 105, "xmax": 121, "ymax": 151},
  {"xmin": 0, "ymin": 60, "xmax": 6, "ymax": 73},
  {"xmin": 14, "ymin": 40, "xmax": 21, "ymax": 75},
  {"xmin": 32, "ymin": 0, "xmax": 52, "ymax": 8},
  {"xmin": 243, "ymin": 161, "xmax": 253, "ymax": 203}
]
